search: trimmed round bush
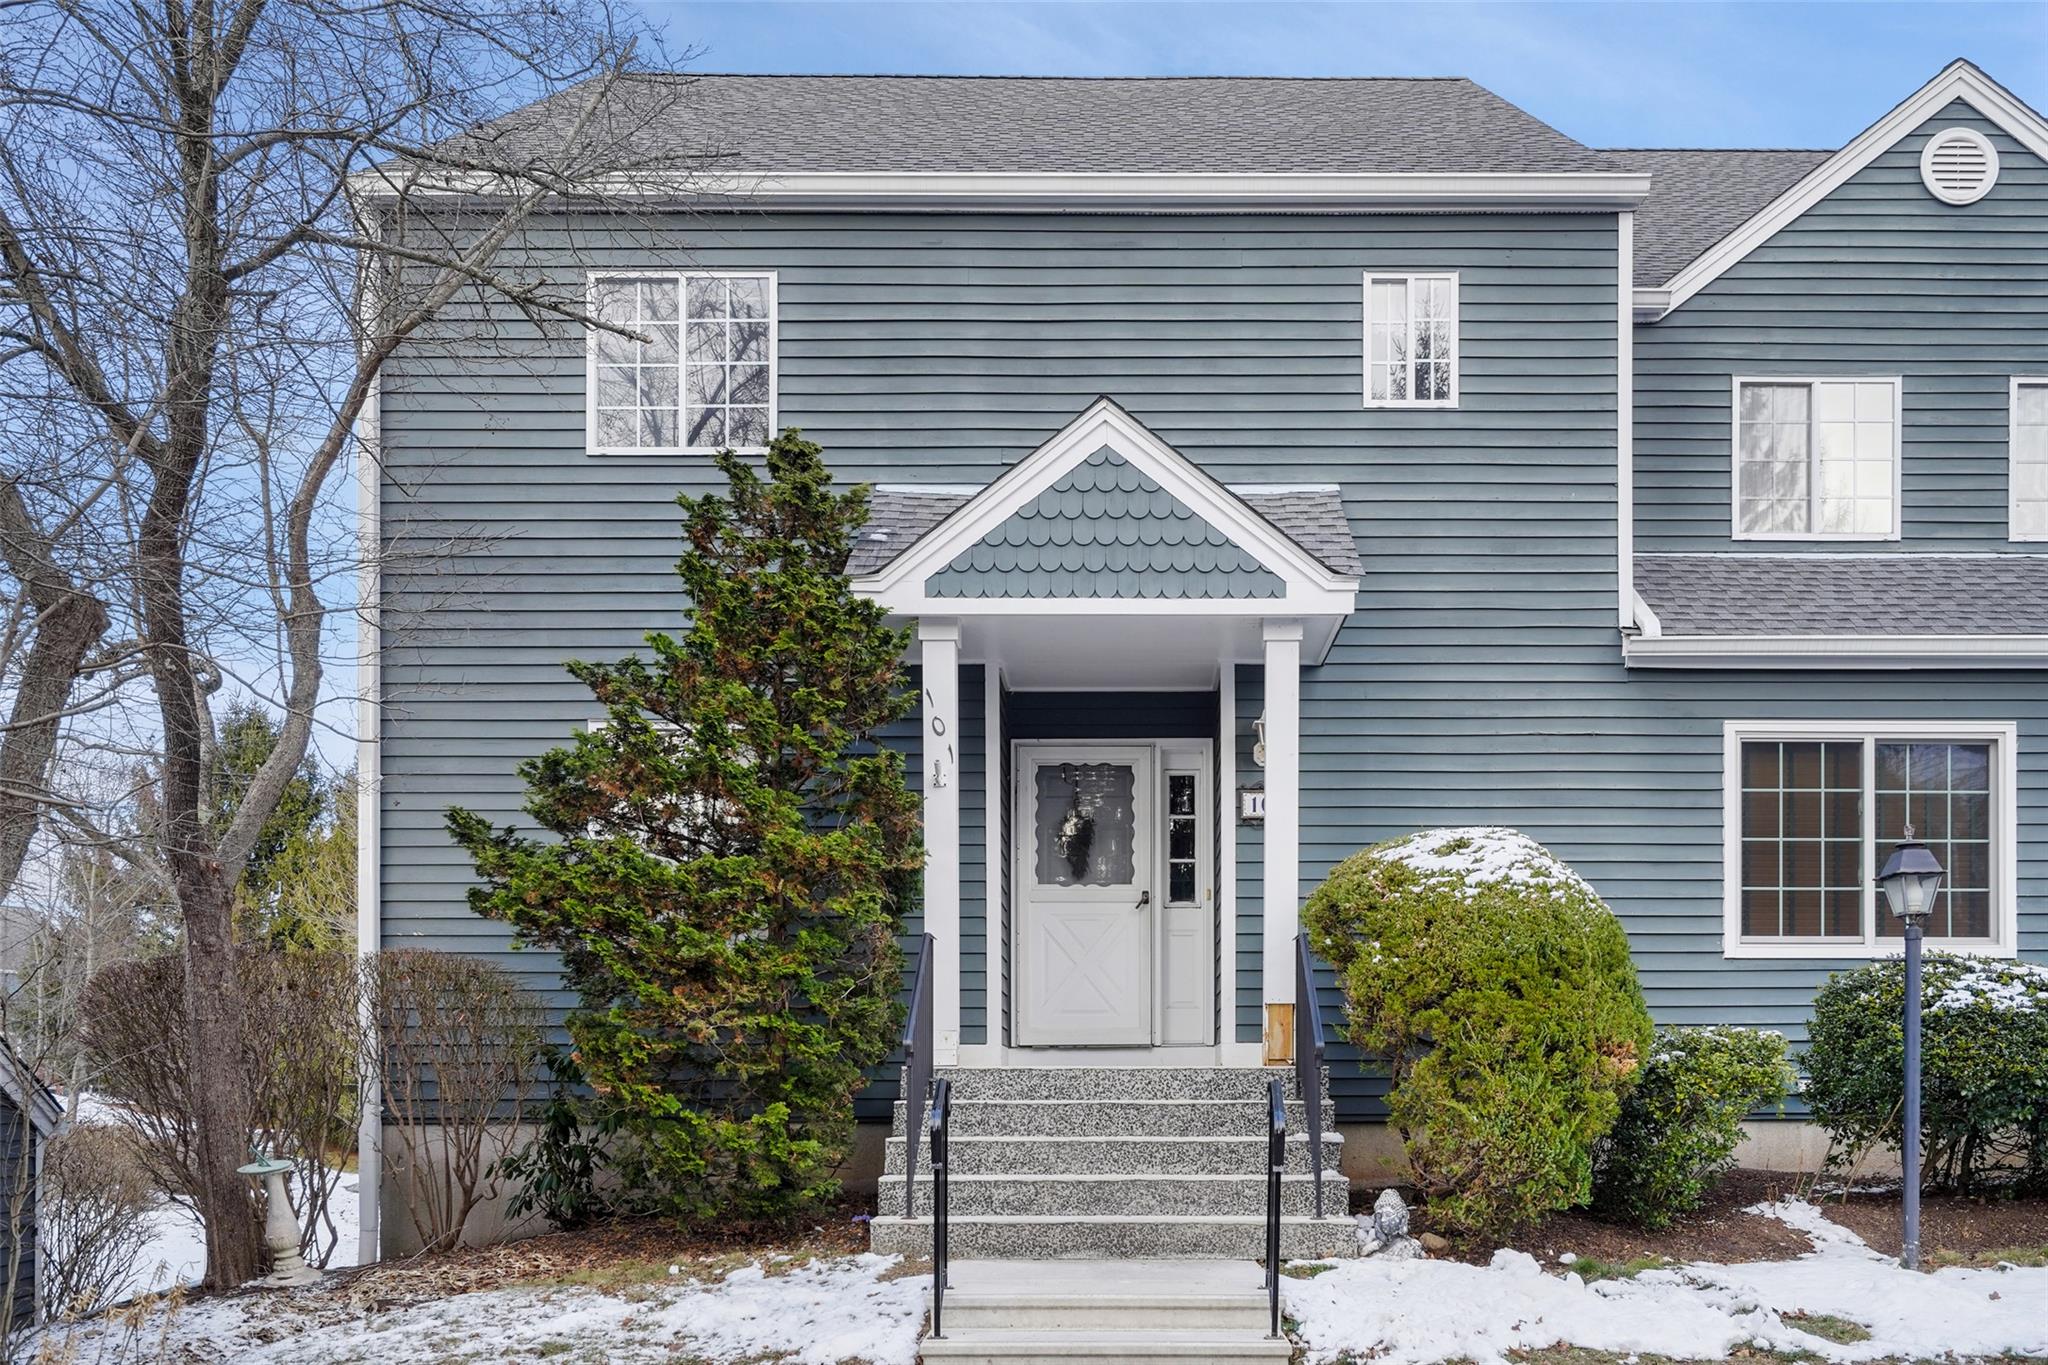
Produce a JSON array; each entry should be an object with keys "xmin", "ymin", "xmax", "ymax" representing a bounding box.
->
[
  {"xmin": 1591, "ymin": 1026, "xmax": 1795, "ymax": 1228},
  {"xmin": 1805, "ymin": 954, "xmax": 2048, "ymax": 1193},
  {"xmin": 1304, "ymin": 826, "xmax": 1653, "ymax": 1236}
]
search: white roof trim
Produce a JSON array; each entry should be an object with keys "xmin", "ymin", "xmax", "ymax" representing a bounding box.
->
[
  {"xmin": 1624, "ymin": 632, "xmax": 2048, "ymax": 669},
  {"xmin": 850, "ymin": 398, "xmax": 1358, "ymax": 623},
  {"xmin": 351, "ymin": 167, "xmax": 1650, "ymax": 211},
  {"xmin": 1648, "ymin": 61, "xmax": 2048, "ymax": 317}
]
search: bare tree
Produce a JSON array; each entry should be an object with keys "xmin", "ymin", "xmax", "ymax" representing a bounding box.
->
[{"xmin": 0, "ymin": 0, "xmax": 704, "ymax": 1285}]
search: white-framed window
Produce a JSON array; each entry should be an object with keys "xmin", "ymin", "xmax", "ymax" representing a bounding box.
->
[
  {"xmin": 1731, "ymin": 376, "xmax": 1901, "ymax": 540},
  {"xmin": 1722, "ymin": 720, "xmax": 2018, "ymax": 959},
  {"xmin": 1363, "ymin": 272, "xmax": 1458, "ymax": 408},
  {"xmin": 586, "ymin": 271, "xmax": 777, "ymax": 455},
  {"xmin": 2011, "ymin": 378, "xmax": 2048, "ymax": 541}
]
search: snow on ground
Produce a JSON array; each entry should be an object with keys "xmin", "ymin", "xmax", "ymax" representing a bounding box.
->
[
  {"xmin": 37, "ymin": 1197, "xmax": 2048, "ymax": 1365},
  {"xmin": 1287, "ymin": 1198, "xmax": 2048, "ymax": 1365},
  {"xmin": 65, "ymin": 1093, "xmax": 363, "ymax": 1301},
  {"xmin": 42, "ymin": 1252, "xmax": 925, "ymax": 1365}
]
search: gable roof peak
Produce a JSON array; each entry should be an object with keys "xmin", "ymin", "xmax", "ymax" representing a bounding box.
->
[{"xmin": 1641, "ymin": 58, "xmax": 2048, "ymax": 313}]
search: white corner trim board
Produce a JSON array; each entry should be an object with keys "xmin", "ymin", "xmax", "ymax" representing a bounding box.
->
[
  {"xmin": 1625, "ymin": 633, "xmax": 2048, "ymax": 669},
  {"xmin": 1617, "ymin": 211, "xmax": 1634, "ymax": 630},
  {"xmin": 1648, "ymin": 60, "xmax": 2048, "ymax": 317}
]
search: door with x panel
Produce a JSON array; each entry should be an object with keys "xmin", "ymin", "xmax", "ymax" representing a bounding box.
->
[{"xmin": 1014, "ymin": 744, "xmax": 1155, "ymax": 1046}]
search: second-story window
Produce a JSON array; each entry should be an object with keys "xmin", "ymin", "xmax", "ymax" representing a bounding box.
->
[
  {"xmin": 588, "ymin": 272, "xmax": 776, "ymax": 454},
  {"xmin": 1363, "ymin": 272, "xmax": 1458, "ymax": 408},
  {"xmin": 1733, "ymin": 377, "xmax": 1900, "ymax": 539},
  {"xmin": 2012, "ymin": 379, "xmax": 2048, "ymax": 540}
]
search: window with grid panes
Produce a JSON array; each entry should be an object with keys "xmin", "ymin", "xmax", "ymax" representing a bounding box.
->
[
  {"xmin": 1364, "ymin": 273, "xmax": 1457, "ymax": 407},
  {"xmin": 1734, "ymin": 379, "xmax": 1897, "ymax": 538},
  {"xmin": 590, "ymin": 274, "xmax": 773, "ymax": 452},
  {"xmin": 1735, "ymin": 733, "xmax": 2000, "ymax": 947}
]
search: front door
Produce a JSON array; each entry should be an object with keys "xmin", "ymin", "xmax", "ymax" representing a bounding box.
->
[{"xmin": 1014, "ymin": 744, "xmax": 1154, "ymax": 1045}]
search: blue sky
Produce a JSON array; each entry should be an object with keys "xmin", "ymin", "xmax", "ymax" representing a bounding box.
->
[{"xmin": 636, "ymin": 1, "xmax": 2048, "ymax": 148}]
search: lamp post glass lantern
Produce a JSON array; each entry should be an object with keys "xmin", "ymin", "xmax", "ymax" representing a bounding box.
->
[{"xmin": 1876, "ymin": 829, "xmax": 1943, "ymax": 1272}]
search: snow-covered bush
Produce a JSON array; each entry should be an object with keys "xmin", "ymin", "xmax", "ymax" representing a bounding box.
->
[
  {"xmin": 1304, "ymin": 827, "xmax": 1652, "ymax": 1235},
  {"xmin": 1805, "ymin": 954, "xmax": 2048, "ymax": 1192},
  {"xmin": 1591, "ymin": 1026, "xmax": 1794, "ymax": 1228}
]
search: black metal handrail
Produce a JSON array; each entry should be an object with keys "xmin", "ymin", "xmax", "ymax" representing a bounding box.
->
[
  {"xmin": 1264, "ymin": 1075, "xmax": 1285, "ymax": 1339},
  {"xmin": 900, "ymin": 932, "xmax": 934, "ymax": 1219},
  {"xmin": 929, "ymin": 1076, "xmax": 953, "ymax": 1339},
  {"xmin": 1296, "ymin": 932, "xmax": 1329, "ymax": 1218}
]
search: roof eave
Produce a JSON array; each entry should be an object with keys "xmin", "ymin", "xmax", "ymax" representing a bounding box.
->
[
  {"xmin": 347, "ymin": 168, "xmax": 1651, "ymax": 210},
  {"xmin": 1623, "ymin": 632, "xmax": 2048, "ymax": 669}
]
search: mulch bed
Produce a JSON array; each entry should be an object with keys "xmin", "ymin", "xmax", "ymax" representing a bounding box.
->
[
  {"xmin": 1811, "ymin": 1184, "xmax": 2048, "ymax": 1261},
  {"xmin": 1355, "ymin": 1168, "xmax": 2048, "ymax": 1269},
  {"xmin": 329, "ymin": 1193, "xmax": 878, "ymax": 1310}
]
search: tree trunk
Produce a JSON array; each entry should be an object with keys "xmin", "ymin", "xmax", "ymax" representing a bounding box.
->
[{"xmin": 178, "ymin": 862, "xmax": 264, "ymax": 1285}]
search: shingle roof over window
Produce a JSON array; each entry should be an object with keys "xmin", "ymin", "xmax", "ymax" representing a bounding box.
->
[
  {"xmin": 463, "ymin": 74, "xmax": 1626, "ymax": 176},
  {"xmin": 848, "ymin": 483, "xmax": 1361, "ymax": 580},
  {"xmin": 1614, "ymin": 148, "xmax": 1833, "ymax": 287},
  {"xmin": 1634, "ymin": 554, "xmax": 2048, "ymax": 636}
]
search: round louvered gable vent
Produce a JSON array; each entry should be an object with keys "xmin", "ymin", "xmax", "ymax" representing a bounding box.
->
[{"xmin": 1920, "ymin": 126, "xmax": 1999, "ymax": 205}]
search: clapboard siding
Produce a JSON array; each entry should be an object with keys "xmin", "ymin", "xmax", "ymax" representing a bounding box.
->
[
  {"xmin": 1637, "ymin": 101, "xmax": 2048, "ymax": 550},
  {"xmin": 381, "ymin": 197, "xmax": 2045, "ymax": 1129}
]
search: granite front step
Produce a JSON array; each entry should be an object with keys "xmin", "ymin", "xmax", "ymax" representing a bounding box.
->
[
  {"xmin": 935, "ymin": 1263, "xmax": 1270, "ymax": 1332},
  {"xmin": 920, "ymin": 1327, "xmax": 1293, "ymax": 1364},
  {"xmin": 890, "ymin": 1099, "xmax": 1335, "ymax": 1139},
  {"xmin": 885, "ymin": 1132, "xmax": 1344, "ymax": 1176},
  {"xmin": 924, "ymin": 1067, "xmax": 1292, "ymax": 1103},
  {"xmin": 870, "ymin": 1213, "xmax": 1357, "ymax": 1260},
  {"xmin": 880, "ymin": 1171, "xmax": 1346, "ymax": 1217},
  {"xmin": 919, "ymin": 1328, "xmax": 1293, "ymax": 1364}
]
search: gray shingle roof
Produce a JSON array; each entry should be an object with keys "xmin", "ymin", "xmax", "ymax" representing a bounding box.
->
[
  {"xmin": 1634, "ymin": 554, "xmax": 2048, "ymax": 636},
  {"xmin": 465, "ymin": 74, "xmax": 1625, "ymax": 176},
  {"xmin": 1614, "ymin": 148, "xmax": 1833, "ymax": 287},
  {"xmin": 848, "ymin": 484, "xmax": 1361, "ymax": 580}
]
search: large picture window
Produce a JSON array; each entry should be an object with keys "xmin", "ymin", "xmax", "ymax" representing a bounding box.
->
[
  {"xmin": 1733, "ymin": 377, "xmax": 1900, "ymax": 539},
  {"xmin": 1725, "ymin": 722, "xmax": 2014, "ymax": 957},
  {"xmin": 1363, "ymin": 272, "xmax": 1458, "ymax": 408},
  {"xmin": 588, "ymin": 272, "xmax": 776, "ymax": 454}
]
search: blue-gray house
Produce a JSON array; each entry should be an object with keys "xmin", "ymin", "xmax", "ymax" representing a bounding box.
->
[{"xmin": 362, "ymin": 60, "xmax": 2048, "ymax": 1259}]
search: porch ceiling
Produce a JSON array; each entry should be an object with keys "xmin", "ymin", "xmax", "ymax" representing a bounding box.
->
[{"xmin": 956, "ymin": 613, "xmax": 1259, "ymax": 689}]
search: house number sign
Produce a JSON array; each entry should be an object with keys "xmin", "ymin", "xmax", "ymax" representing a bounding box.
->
[{"xmin": 1238, "ymin": 787, "xmax": 1266, "ymax": 823}]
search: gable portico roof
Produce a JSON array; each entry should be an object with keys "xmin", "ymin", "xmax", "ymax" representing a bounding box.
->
[
  {"xmin": 849, "ymin": 399, "xmax": 1360, "ymax": 666},
  {"xmin": 849, "ymin": 481, "xmax": 1362, "ymax": 580}
]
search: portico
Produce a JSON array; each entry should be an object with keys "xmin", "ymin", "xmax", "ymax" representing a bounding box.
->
[{"xmin": 848, "ymin": 400, "xmax": 1361, "ymax": 1067}]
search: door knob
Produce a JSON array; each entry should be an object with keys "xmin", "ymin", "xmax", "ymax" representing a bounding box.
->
[{"xmin": 1135, "ymin": 890, "xmax": 1151, "ymax": 909}]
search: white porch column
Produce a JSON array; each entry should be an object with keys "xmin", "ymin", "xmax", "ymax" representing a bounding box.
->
[
  {"xmin": 1261, "ymin": 619, "xmax": 1302, "ymax": 1064},
  {"xmin": 920, "ymin": 619, "xmax": 963, "ymax": 1064}
]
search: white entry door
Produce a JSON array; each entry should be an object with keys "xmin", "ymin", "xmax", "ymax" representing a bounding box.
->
[{"xmin": 1014, "ymin": 744, "xmax": 1154, "ymax": 1046}]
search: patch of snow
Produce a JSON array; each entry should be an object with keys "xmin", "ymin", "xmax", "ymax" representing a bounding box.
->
[
  {"xmin": 1925, "ymin": 957, "xmax": 2048, "ymax": 1014},
  {"xmin": 44, "ymin": 1253, "xmax": 926, "ymax": 1365},
  {"xmin": 60, "ymin": 1092, "xmax": 362, "ymax": 1301},
  {"xmin": 1287, "ymin": 1199, "xmax": 2048, "ymax": 1365},
  {"xmin": 1374, "ymin": 826, "xmax": 1597, "ymax": 903}
]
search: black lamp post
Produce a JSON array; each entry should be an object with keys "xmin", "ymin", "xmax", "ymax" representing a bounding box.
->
[{"xmin": 1875, "ymin": 828, "xmax": 1944, "ymax": 1272}]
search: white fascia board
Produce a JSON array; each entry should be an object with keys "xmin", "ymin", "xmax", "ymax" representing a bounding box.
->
[
  {"xmin": 850, "ymin": 398, "xmax": 1358, "ymax": 599},
  {"xmin": 1624, "ymin": 632, "xmax": 2048, "ymax": 669},
  {"xmin": 349, "ymin": 167, "xmax": 1652, "ymax": 210},
  {"xmin": 1632, "ymin": 287, "xmax": 1671, "ymax": 320},
  {"xmin": 1650, "ymin": 61, "xmax": 2048, "ymax": 318}
]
